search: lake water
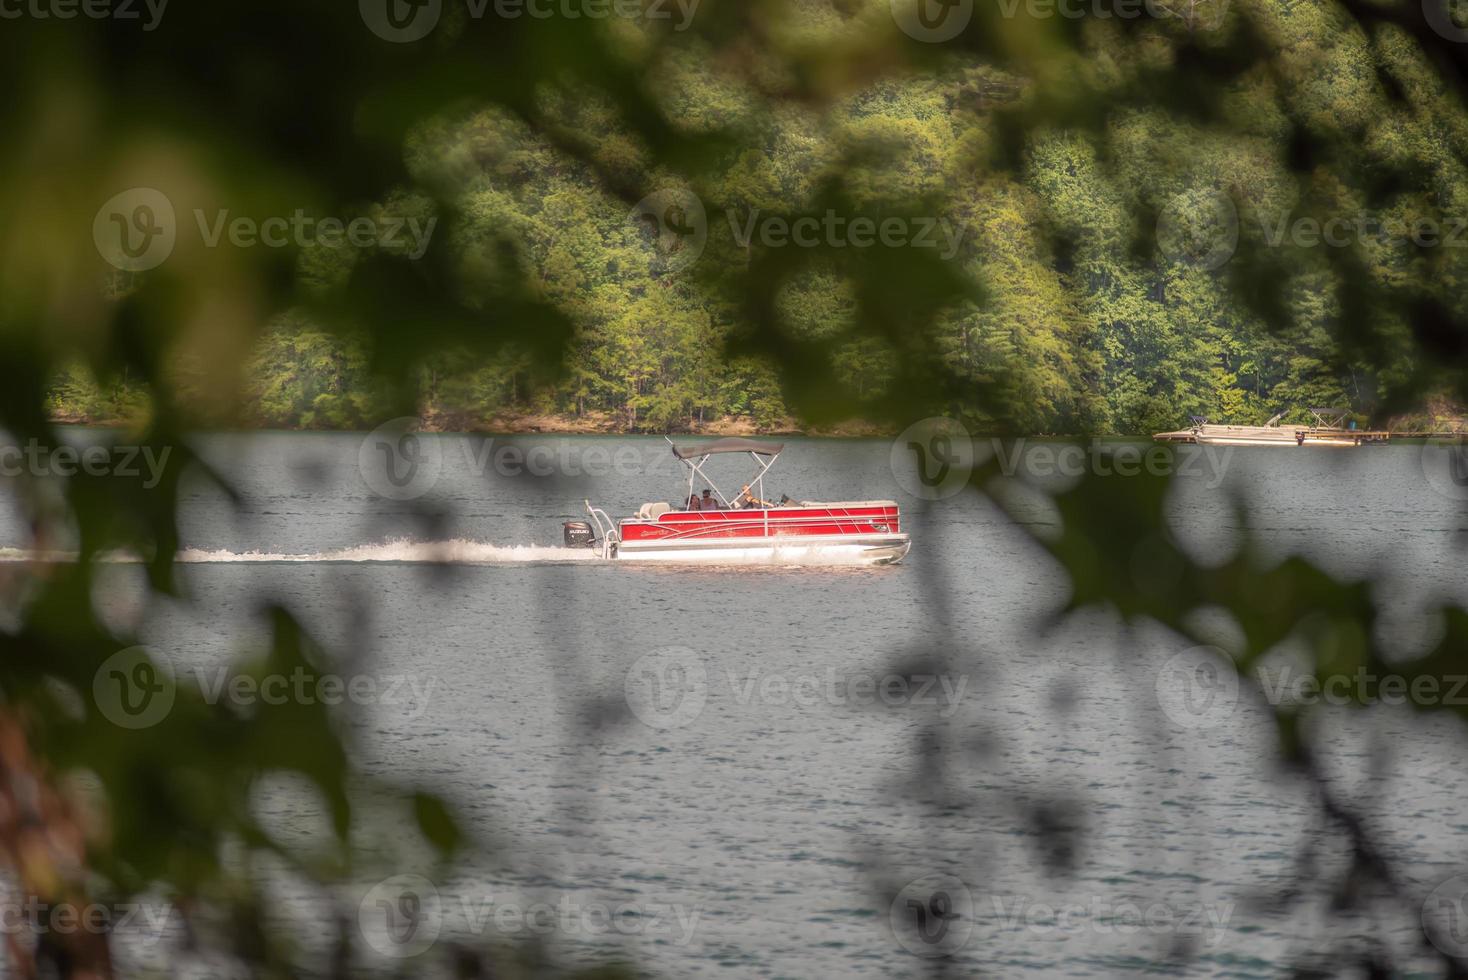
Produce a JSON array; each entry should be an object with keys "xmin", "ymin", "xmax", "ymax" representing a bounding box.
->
[{"xmin": 4, "ymin": 432, "xmax": 1468, "ymax": 977}]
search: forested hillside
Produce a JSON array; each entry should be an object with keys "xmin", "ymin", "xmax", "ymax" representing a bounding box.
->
[{"xmin": 54, "ymin": 0, "xmax": 1468, "ymax": 434}]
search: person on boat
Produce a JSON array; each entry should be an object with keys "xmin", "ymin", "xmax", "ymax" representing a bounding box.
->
[
  {"xmin": 701, "ymin": 489, "xmax": 716, "ymax": 511},
  {"xmin": 687, "ymin": 492, "xmax": 700, "ymax": 510},
  {"xmin": 734, "ymin": 484, "xmax": 771, "ymax": 509}
]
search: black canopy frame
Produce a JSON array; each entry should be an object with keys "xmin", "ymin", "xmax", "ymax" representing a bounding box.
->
[{"xmin": 670, "ymin": 438, "xmax": 785, "ymax": 459}]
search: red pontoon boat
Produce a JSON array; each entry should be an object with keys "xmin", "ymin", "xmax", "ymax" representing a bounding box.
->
[{"xmin": 566, "ymin": 438, "xmax": 910, "ymax": 565}]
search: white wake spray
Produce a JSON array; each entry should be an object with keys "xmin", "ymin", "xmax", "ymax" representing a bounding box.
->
[{"xmin": 0, "ymin": 539, "xmax": 600, "ymax": 565}]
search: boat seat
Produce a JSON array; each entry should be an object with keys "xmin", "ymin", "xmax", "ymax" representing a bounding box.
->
[{"xmin": 637, "ymin": 502, "xmax": 673, "ymax": 520}]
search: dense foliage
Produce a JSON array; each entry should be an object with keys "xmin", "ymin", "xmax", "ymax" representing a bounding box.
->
[
  {"xmin": 6, "ymin": 0, "xmax": 1468, "ymax": 976},
  {"xmin": 43, "ymin": 0, "xmax": 1468, "ymax": 435}
]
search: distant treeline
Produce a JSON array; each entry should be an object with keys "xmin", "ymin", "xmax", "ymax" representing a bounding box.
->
[{"xmin": 51, "ymin": 3, "xmax": 1468, "ymax": 435}]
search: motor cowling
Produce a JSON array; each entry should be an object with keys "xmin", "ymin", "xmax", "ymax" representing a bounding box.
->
[{"xmin": 563, "ymin": 520, "xmax": 595, "ymax": 548}]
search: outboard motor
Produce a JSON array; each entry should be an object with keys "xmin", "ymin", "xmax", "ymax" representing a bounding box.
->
[{"xmin": 562, "ymin": 520, "xmax": 595, "ymax": 548}]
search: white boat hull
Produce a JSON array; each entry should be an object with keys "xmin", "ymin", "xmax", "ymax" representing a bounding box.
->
[{"xmin": 612, "ymin": 533, "xmax": 911, "ymax": 566}]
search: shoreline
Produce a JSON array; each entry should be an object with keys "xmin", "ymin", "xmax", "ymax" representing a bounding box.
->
[
  {"xmin": 42, "ymin": 410, "xmax": 1465, "ymax": 440},
  {"xmin": 45, "ymin": 413, "xmax": 893, "ymax": 438}
]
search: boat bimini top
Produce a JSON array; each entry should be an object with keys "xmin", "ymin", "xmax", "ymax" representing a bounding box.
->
[{"xmin": 666, "ymin": 437, "xmax": 784, "ymax": 510}]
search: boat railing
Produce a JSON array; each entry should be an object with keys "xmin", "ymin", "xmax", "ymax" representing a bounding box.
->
[{"xmin": 584, "ymin": 501, "xmax": 619, "ymax": 559}]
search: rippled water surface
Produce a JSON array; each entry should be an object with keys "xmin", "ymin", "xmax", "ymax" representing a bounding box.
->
[{"xmin": 5, "ymin": 433, "xmax": 1468, "ymax": 977}]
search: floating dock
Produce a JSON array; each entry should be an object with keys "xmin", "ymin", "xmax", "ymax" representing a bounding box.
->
[
  {"xmin": 1153, "ymin": 410, "xmax": 1392, "ymax": 446},
  {"xmin": 1151, "ymin": 428, "xmax": 1391, "ymax": 445}
]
